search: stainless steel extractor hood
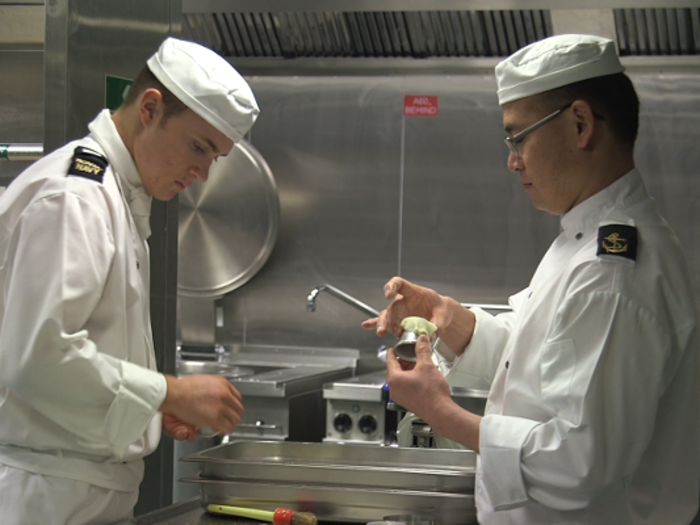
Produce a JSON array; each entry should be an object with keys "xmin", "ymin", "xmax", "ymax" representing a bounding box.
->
[
  {"xmin": 181, "ymin": 1, "xmax": 700, "ymax": 64},
  {"xmin": 182, "ymin": 9, "xmax": 553, "ymax": 58}
]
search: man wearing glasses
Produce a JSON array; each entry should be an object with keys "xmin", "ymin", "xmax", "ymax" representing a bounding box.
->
[{"xmin": 364, "ymin": 34, "xmax": 700, "ymax": 524}]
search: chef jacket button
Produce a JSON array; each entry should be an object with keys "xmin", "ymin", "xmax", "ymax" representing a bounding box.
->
[
  {"xmin": 505, "ymin": 361, "xmax": 509, "ymax": 369},
  {"xmin": 136, "ymin": 260, "xmax": 140, "ymax": 269},
  {"xmin": 576, "ymin": 232, "xmax": 583, "ymax": 240}
]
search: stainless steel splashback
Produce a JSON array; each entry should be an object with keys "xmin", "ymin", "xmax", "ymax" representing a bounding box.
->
[
  {"xmin": 213, "ymin": 70, "xmax": 700, "ymax": 377},
  {"xmin": 214, "ymin": 74, "xmax": 554, "ymax": 367}
]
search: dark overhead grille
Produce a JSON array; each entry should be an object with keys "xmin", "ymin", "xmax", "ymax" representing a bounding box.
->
[
  {"xmin": 182, "ymin": 10, "xmax": 553, "ymax": 59},
  {"xmin": 614, "ymin": 8, "xmax": 700, "ymax": 55}
]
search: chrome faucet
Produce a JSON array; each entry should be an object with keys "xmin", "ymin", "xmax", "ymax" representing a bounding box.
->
[{"xmin": 306, "ymin": 284, "xmax": 380, "ymax": 317}]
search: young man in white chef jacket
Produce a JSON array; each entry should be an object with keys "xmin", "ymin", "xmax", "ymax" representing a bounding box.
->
[
  {"xmin": 0, "ymin": 37, "xmax": 258, "ymax": 524},
  {"xmin": 364, "ymin": 34, "xmax": 700, "ymax": 524}
]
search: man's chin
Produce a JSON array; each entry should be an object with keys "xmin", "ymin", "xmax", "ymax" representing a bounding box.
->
[{"xmin": 153, "ymin": 190, "xmax": 177, "ymax": 202}]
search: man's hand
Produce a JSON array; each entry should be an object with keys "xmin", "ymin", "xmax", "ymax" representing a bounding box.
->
[
  {"xmin": 361, "ymin": 276, "xmax": 476, "ymax": 353},
  {"xmin": 386, "ymin": 335, "xmax": 452, "ymax": 420},
  {"xmin": 386, "ymin": 335, "xmax": 481, "ymax": 452},
  {"xmin": 162, "ymin": 413, "xmax": 199, "ymax": 442},
  {"xmin": 160, "ymin": 374, "xmax": 244, "ymax": 436}
]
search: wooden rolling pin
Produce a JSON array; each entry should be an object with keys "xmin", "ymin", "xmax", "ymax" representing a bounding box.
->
[{"xmin": 207, "ymin": 504, "xmax": 318, "ymax": 525}]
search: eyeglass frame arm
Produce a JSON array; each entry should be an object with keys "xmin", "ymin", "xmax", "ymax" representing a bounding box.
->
[{"xmin": 504, "ymin": 103, "xmax": 573, "ymax": 154}]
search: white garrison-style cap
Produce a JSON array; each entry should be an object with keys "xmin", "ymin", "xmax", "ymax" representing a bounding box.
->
[
  {"xmin": 495, "ymin": 34, "xmax": 625, "ymax": 105},
  {"xmin": 147, "ymin": 37, "xmax": 259, "ymax": 142}
]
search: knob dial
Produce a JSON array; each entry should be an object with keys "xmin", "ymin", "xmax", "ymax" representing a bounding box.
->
[
  {"xmin": 358, "ymin": 415, "xmax": 378, "ymax": 435},
  {"xmin": 333, "ymin": 413, "xmax": 353, "ymax": 433}
]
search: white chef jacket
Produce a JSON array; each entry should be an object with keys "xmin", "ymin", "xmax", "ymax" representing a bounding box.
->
[
  {"xmin": 438, "ymin": 169, "xmax": 700, "ymax": 524},
  {"xmin": 0, "ymin": 110, "xmax": 167, "ymax": 494}
]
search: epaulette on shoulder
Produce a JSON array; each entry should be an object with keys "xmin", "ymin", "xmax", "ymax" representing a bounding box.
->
[
  {"xmin": 67, "ymin": 146, "xmax": 108, "ymax": 183},
  {"xmin": 596, "ymin": 224, "xmax": 638, "ymax": 261}
]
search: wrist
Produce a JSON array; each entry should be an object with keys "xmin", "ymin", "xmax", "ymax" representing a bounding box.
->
[
  {"xmin": 439, "ymin": 297, "xmax": 476, "ymax": 354},
  {"xmin": 160, "ymin": 374, "xmax": 179, "ymax": 413}
]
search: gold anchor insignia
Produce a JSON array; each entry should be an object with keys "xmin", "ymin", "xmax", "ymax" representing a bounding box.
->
[{"xmin": 602, "ymin": 232, "xmax": 628, "ymax": 254}]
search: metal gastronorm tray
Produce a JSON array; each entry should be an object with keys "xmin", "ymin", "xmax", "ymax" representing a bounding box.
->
[
  {"xmin": 181, "ymin": 475, "xmax": 477, "ymax": 524},
  {"xmin": 180, "ymin": 440, "xmax": 476, "ymax": 493}
]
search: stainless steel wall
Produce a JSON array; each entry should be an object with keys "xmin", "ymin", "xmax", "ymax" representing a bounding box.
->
[
  {"xmin": 0, "ymin": 50, "xmax": 43, "ymax": 184},
  {"xmin": 213, "ymin": 69, "xmax": 700, "ymax": 375}
]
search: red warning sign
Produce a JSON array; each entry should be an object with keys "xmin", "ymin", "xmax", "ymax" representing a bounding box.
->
[{"xmin": 404, "ymin": 95, "xmax": 438, "ymax": 117}]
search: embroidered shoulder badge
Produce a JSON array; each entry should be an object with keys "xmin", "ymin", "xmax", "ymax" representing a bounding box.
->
[
  {"xmin": 597, "ymin": 224, "xmax": 638, "ymax": 261},
  {"xmin": 67, "ymin": 146, "xmax": 107, "ymax": 183}
]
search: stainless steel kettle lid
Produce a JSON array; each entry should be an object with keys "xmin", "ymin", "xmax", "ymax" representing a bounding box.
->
[{"xmin": 177, "ymin": 139, "xmax": 279, "ymax": 298}]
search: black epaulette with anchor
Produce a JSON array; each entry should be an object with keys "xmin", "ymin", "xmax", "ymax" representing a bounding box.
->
[
  {"xmin": 67, "ymin": 146, "xmax": 108, "ymax": 183},
  {"xmin": 597, "ymin": 224, "xmax": 638, "ymax": 261}
]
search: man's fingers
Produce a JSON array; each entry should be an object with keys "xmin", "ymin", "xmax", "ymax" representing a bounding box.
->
[
  {"xmin": 227, "ymin": 382, "xmax": 243, "ymax": 403},
  {"xmin": 384, "ymin": 277, "xmax": 404, "ymax": 299},
  {"xmin": 385, "ymin": 347, "xmax": 401, "ymax": 374},
  {"xmin": 414, "ymin": 335, "xmax": 433, "ymax": 361},
  {"xmin": 361, "ymin": 317, "xmax": 378, "ymax": 330}
]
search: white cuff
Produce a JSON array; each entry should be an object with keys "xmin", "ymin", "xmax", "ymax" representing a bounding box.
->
[
  {"xmin": 104, "ymin": 362, "xmax": 167, "ymax": 460},
  {"xmin": 479, "ymin": 414, "xmax": 539, "ymax": 510}
]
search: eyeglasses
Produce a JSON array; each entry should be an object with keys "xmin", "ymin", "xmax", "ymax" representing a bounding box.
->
[{"xmin": 504, "ymin": 103, "xmax": 572, "ymax": 157}]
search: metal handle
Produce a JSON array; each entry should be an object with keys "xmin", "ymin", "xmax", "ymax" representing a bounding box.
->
[
  {"xmin": 237, "ymin": 421, "xmax": 279, "ymax": 430},
  {"xmin": 0, "ymin": 143, "xmax": 43, "ymax": 161}
]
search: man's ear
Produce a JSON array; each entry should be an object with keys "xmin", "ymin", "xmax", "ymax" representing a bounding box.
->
[
  {"xmin": 139, "ymin": 88, "xmax": 164, "ymax": 127},
  {"xmin": 571, "ymin": 99, "xmax": 596, "ymax": 149}
]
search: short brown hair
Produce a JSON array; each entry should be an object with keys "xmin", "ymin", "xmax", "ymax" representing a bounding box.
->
[
  {"xmin": 121, "ymin": 65, "xmax": 188, "ymax": 123},
  {"xmin": 537, "ymin": 73, "xmax": 640, "ymax": 149}
]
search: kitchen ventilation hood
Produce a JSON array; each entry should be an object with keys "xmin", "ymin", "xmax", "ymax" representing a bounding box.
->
[
  {"xmin": 181, "ymin": 1, "xmax": 700, "ymax": 61},
  {"xmin": 182, "ymin": 10, "xmax": 553, "ymax": 58}
]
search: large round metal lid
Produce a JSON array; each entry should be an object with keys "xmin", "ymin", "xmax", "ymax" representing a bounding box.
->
[{"xmin": 178, "ymin": 140, "xmax": 279, "ymax": 298}]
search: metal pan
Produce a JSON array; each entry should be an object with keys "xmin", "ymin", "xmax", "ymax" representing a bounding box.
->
[
  {"xmin": 181, "ymin": 476, "xmax": 477, "ymax": 525},
  {"xmin": 180, "ymin": 440, "xmax": 476, "ymax": 493}
]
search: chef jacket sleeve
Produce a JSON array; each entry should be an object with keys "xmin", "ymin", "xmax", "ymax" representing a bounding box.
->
[
  {"xmin": 479, "ymin": 286, "xmax": 680, "ymax": 511},
  {"xmin": 437, "ymin": 307, "xmax": 514, "ymax": 389},
  {"xmin": 437, "ymin": 289, "xmax": 525, "ymax": 388},
  {"xmin": 0, "ymin": 189, "xmax": 166, "ymax": 460}
]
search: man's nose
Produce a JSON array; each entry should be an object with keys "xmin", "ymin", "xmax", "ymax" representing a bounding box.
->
[
  {"xmin": 190, "ymin": 163, "xmax": 210, "ymax": 183},
  {"xmin": 507, "ymin": 150, "xmax": 523, "ymax": 173}
]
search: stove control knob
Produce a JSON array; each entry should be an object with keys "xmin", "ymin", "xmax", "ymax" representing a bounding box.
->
[
  {"xmin": 333, "ymin": 413, "xmax": 353, "ymax": 434},
  {"xmin": 358, "ymin": 415, "xmax": 378, "ymax": 435}
]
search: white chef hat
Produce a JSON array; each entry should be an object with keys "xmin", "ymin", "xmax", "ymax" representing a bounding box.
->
[
  {"xmin": 495, "ymin": 34, "xmax": 625, "ymax": 106},
  {"xmin": 147, "ymin": 37, "xmax": 259, "ymax": 142}
]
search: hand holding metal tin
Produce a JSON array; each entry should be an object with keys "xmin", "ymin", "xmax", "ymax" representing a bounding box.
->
[{"xmin": 361, "ymin": 277, "xmax": 475, "ymax": 355}]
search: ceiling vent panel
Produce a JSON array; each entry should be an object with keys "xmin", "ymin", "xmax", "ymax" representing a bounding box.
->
[
  {"xmin": 614, "ymin": 8, "xmax": 700, "ymax": 55},
  {"xmin": 182, "ymin": 10, "xmax": 553, "ymax": 59}
]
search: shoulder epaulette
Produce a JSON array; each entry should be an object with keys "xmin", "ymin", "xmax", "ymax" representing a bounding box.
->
[
  {"xmin": 67, "ymin": 146, "xmax": 107, "ymax": 183},
  {"xmin": 597, "ymin": 224, "xmax": 637, "ymax": 261}
]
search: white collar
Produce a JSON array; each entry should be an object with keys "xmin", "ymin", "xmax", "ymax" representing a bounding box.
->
[
  {"xmin": 88, "ymin": 109, "xmax": 152, "ymax": 240},
  {"xmin": 560, "ymin": 168, "xmax": 647, "ymax": 234}
]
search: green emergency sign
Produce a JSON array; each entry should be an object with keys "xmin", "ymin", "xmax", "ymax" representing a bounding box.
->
[{"xmin": 105, "ymin": 75, "xmax": 134, "ymax": 112}]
